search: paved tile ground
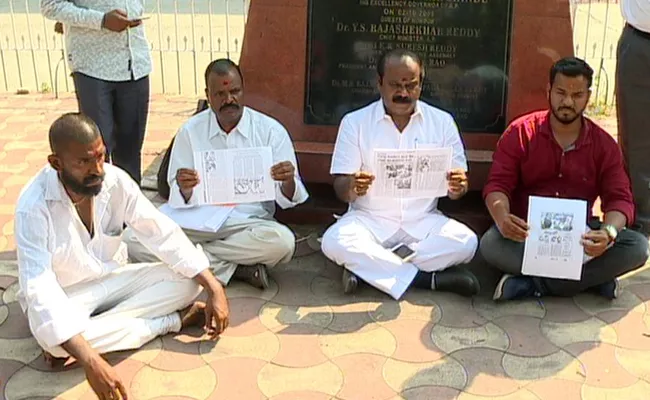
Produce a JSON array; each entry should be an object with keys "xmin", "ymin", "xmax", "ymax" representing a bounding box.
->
[{"xmin": 0, "ymin": 93, "xmax": 649, "ymax": 400}]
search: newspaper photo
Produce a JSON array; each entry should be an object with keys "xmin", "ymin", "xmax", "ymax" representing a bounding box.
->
[
  {"xmin": 372, "ymin": 147, "xmax": 452, "ymax": 198},
  {"xmin": 193, "ymin": 146, "xmax": 275, "ymax": 205},
  {"xmin": 522, "ymin": 196, "xmax": 588, "ymax": 280}
]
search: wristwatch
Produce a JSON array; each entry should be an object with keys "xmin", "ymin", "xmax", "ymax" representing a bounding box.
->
[{"xmin": 601, "ymin": 224, "xmax": 618, "ymax": 243}]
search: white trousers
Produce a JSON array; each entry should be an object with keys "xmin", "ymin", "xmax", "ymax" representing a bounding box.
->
[
  {"xmin": 126, "ymin": 217, "xmax": 296, "ymax": 285},
  {"xmin": 40, "ymin": 262, "xmax": 202, "ymax": 358},
  {"xmin": 321, "ymin": 214, "xmax": 478, "ymax": 300}
]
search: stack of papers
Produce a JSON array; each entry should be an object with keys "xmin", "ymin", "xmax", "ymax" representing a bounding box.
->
[{"xmin": 159, "ymin": 203, "xmax": 233, "ymax": 233}]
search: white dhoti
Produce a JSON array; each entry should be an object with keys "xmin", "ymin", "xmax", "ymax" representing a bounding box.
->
[
  {"xmin": 126, "ymin": 217, "xmax": 296, "ymax": 284},
  {"xmin": 321, "ymin": 213, "xmax": 478, "ymax": 300},
  {"xmin": 39, "ymin": 262, "xmax": 202, "ymax": 358}
]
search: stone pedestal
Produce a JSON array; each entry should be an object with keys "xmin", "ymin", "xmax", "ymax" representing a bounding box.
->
[{"xmin": 239, "ymin": 0, "xmax": 575, "ymax": 233}]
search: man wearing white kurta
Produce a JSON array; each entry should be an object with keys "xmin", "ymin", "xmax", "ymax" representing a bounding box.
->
[
  {"xmin": 127, "ymin": 59, "xmax": 309, "ymax": 289},
  {"xmin": 321, "ymin": 49, "xmax": 480, "ymax": 300},
  {"xmin": 15, "ymin": 113, "xmax": 230, "ymax": 400}
]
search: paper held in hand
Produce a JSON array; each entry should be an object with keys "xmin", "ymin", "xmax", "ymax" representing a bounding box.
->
[
  {"xmin": 522, "ymin": 196, "xmax": 588, "ymax": 281},
  {"xmin": 193, "ymin": 147, "xmax": 275, "ymax": 205},
  {"xmin": 372, "ymin": 147, "xmax": 452, "ymax": 198}
]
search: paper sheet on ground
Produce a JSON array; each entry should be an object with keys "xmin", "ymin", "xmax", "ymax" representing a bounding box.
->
[
  {"xmin": 522, "ymin": 196, "xmax": 587, "ymax": 280},
  {"xmin": 193, "ymin": 146, "xmax": 275, "ymax": 205},
  {"xmin": 159, "ymin": 203, "xmax": 233, "ymax": 233},
  {"xmin": 372, "ymin": 147, "xmax": 452, "ymax": 198}
]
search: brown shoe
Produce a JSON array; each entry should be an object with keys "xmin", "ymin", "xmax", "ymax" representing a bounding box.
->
[{"xmin": 234, "ymin": 264, "xmax": 270, "ymax": 289}]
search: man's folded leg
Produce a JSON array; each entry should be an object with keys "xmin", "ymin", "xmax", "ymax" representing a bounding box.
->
[
  {"xmin": 480, "ymin": 225, "xmax": 650, "ymax": 301},
  {"xmin": 38, "ymin": 262, "xmax": 203, "ymax": 358},
  {"xmin": 321, "ymin": 217, "xmax": 419, "ymax": 300}
]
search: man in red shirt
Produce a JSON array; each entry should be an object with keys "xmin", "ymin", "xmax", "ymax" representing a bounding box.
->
[{"xmin": 481, "ymin": 57, "xmax": 649, "ymax": 301}]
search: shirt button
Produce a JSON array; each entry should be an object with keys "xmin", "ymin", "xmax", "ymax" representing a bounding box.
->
[
  {"xmin": 555, "ymin": 192, "xmax": 560, "ymax": 197},
  {"xmin": 558, "ymin": 173, "xmax": 563, "ymax": 178}
]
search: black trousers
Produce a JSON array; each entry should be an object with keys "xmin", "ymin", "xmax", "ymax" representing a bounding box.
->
[
  {"xmin": 616, "ymin": 24, "xmax": 650, "ymax": 235},
  {"xmin": 72, "ymin": 72, "xmax": 150, "ymax": 185},
  {"xmin": 479, "ymin": 223, "xmax": 649, "ymax": 296}
]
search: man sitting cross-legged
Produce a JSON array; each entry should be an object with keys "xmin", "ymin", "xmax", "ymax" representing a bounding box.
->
[
  {"xmin": 480, "ymin": 57, "xmax": 649, "ymax": 301},
  {"xmin": 15, "ymin": 113, "xmax": 230, "ymax": 400},
  {"xmin": 321, "ymin": 49, "xmax": 480, "ymax": 300}
]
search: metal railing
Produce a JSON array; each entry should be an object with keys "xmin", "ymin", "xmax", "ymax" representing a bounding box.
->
[{"xmin": 0, "ymin": 0, "xmax": 249, "ymax": 96}]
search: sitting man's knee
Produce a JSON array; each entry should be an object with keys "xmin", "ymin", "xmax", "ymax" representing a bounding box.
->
[
  {"xmin": 320, "ymin": 225, "xmax": 343, "ymax": 261},
  {"xmin": 256, "ymin": 223, "xmax": 296, "ymax": 262},
  {"xmin": 479, "ymin": 226, "xmax": 501, "ymax": 264},
  {"xmin": 624, "ymin": 229, "xmax": 650, "ymax": 267}
]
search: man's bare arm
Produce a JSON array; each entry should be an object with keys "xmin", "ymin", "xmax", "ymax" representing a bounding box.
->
[{"xmin": 333, "ymin": 174, "xmax": 356, "ymax": 203}]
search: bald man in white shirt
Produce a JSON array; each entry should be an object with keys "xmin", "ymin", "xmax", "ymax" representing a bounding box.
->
[
  {"xmin": 616, "ymin": 0, "xmax": 650, "ymax": 236},
  {"xmin": 15, "ymin": 113, "xmax": 230, "ymax": 400},
  {"xmin": 127, "ymin": 59, "xmax": 309, "ymax": 289},
  {"xmin": 321, "ymin": 49, "xmax": 480, "ymax": 300}
]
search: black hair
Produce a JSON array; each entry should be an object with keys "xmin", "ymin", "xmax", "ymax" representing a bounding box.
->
[
  {"xmin": 204, "ymin": 58, "xmax": 244, "ymax": 88},
  {"xmin": 48, "ymin": 112, "xmax": 100, "ymax": 154},
  {"xmin": 550, "ymin": 56, "xmax": 593, "ymax": 88},
  {"xmin": 376, "ymin": 48, "xmax": 425, "ymax": 82}
]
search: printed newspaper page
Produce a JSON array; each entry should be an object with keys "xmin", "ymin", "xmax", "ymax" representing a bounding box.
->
[
  {"xmin": 372, "ymin": 147, "xmax": 452, "ymax": 198},
  {"xmin": 522, "ymin": 196, "xmax": 588, "ymax": 280},
  {"xmin": 193, "ymin": 146, "xmax": 275, "ymax": 205}
]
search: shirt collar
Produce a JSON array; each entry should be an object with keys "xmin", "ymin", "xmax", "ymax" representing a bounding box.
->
[
  {"xmin": 44, "ymin": 164, "xmax": 118, "ymax": 202},
  {"xmin": 372, "ymin": 99, "xmax": 424, "ymax": 123},
  {"xmin": 208, "ymin": 106, "xmax": 251, "ymax": 139},
  {"xmin": 540, "ymin": 109, "xmax": 593, "ymax": 148}
]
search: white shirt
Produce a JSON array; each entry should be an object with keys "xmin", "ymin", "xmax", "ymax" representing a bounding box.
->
[
  {"xmin": 331, "ymin": 100, "xmax": 468, "ymax": 242},
  {"xmin": 14, "ymin": 164, "xmax": 209, "ymax": 348},
  {"xmin": 167, "ymin": 107, "xmax": 309, "ymax": 219},
  {"xmin": 621, "ymin": 0, "xmax": 650, "ymax": 33},
  {"xmin": 41, "ymin": 0, "xmax": 152, "ymax": 81}
]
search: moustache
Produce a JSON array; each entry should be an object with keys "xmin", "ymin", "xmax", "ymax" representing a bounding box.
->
[
  {"xmin": 558, "ymin": 107, "xmax": 575, "ymax": 112},
  {"xmin": 220, "ymin": 103, "xmax": 240, "ymax": 112},
  {"xmin": 392, "ymin": 96, "xmax": 412, "ymax": 104},
  {"xmin": 83, "ymin": 175, "xmax": 104, "ymax": 185}
]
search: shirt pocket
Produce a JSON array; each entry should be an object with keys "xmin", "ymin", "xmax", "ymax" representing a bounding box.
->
[{"xmin": 98, "ymin": 231, "xmax": 127, "ymax": 263}]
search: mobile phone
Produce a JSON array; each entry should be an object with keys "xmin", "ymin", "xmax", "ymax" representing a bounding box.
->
[{"xmin": 391, "ymin": 243, "xmax": 416, "ymax": 262}]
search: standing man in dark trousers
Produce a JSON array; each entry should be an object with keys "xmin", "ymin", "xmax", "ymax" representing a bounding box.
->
[
  {"xmin": 41, "ymin": 0, "xmax": 151, "ymax": 185},
  {"xmin": 616, "ymin": 0, "xmax": 650, "ymax": 236}
]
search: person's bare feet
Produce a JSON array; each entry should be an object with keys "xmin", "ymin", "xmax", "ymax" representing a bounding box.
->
[
  {"xmin": 43, "ymin": 350, "xmax": 69, "ymax": 369},
  {"xmin": 179, "ymin": 301, "xmax": 207, "ymax": 329}
]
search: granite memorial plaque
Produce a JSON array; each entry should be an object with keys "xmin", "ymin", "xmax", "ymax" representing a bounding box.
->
[{"xmin": 305, "ymin": 0, "xmax": 514, "ymax": 133}]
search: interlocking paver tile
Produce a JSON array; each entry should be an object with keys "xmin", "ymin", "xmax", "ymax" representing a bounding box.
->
[
  {"xmin": 389, "ymin": 386, "xmax": 461, "ymax": 400},
  {"xmin": 130, "ymin": 365, "xmax": 217, "ymax": 399},
  {"xmin": 450, "ymin": 348, "xmax": 524, "ymax": 396},
  {"xmin": 5, "ymin": 364, "xmax": 91, "ymax": 399},
  {"xmin": 0, "ymin": 359, "xmax": 24, "ymax": 400},
  {"xmin": 268, "ymin": 391, "xmax": 333, "ymax": 400},
  {"xmin": 492, "ymin": 316, "xmax": 558, "ymax": 356},
  {"xmin": 0, "ymin": 304, "xmax": 7, "ymax": 325},
  {"xmin": 626, "ymin": 283, "xmax": 650, "ymax": 302},
  {"xmin": 78, "ymin": 359, "xmax": 146, "ymax": 400},
  {"xmin": 540, "ymin": 297, "xmax": 592, "ymax": 323},
  {"xmin": 431, "ymin": 322, "xmax": 509, "ymax": 354},
  {"xmin": 526, "ymin": 378, "xmax": 585, "ymax": 400},
  {"xmin": 596, "ymin": 310, "xmax": 650, "ymax": 350},
  {"xmin": 456, "ymin": 390, "xmax": 541, "ymax": 400},
  {"xmin": 200, "ymin": 330, "xmax": 280, "ymax": 362},
  {"xmin": 368, "ymin": 291, "xmax": 442, "ymax": 324},
  {"xmin": 257, "ymin": 361, "xmax": 344, "ymax": 398},
  {"xmin": 1, "ymin": 282, "xmax": 18, "ymax": 304},
  {"xmin": 272, "ymin": 324, "xmax": 329, "ymax": 367},
  {"xmin": 381, "ymin": 319, "xmax": 444, "ymax": 362},
  {"xmin": 501, "ymin": 349, "xmax": 585, "ymax": 382},
  {"xmin": 581, "ymin": 380, "xmax": 650, "ymax": 400},
  {"xmin": 615, "ymin": 347, "xmax": 650, "ymax": 382},
  {"xmin": 564, "ymin": 342, "xmax": 638, "ymax": 388},
  {"xmin": 331, "ymin": 353, "xmax": 397, "ymax": 400},
  {"xmin": 0, "ymin": 302, "xmax": 32, "ymax": 339},
  {"xmin": 269, "ymin": 271, "xmax": 328, "ymax": 306},
  {"xmin": 220, "ymin": 297, "xmax": 268, "ymax": 337},
  {"xmin": 472, "ymin": 297, "xmax": 545, "ymax": 321},
  {"xmin": 541, "ymin": 317, "xmax": 617, "ymax": 347},
  {"xmin": 207, "ymin": 357, "xmax": 267, "ymax": 400},
  {"xmin": 319, "ymin": 325, "xmax": 396, "ymax": 358},
  {"xmin": 574, "ymin": 290, "xmax": 645, "ymax": 316},
  {"xmin": 382, "ymin": 357, "xmax": 467, "ymax": 393},
  {"xmin": 259, "ymin": 302, "xmax": 333, "ymax": 331},
  {"xmin": 0, "ymin": 262, "xmax": 18, "ymax": 277},
  {"xmin": 0, "ymin": 337, "xmax": 41, "ymax": 364},
  {"xmin": 435, "ymin": 293, "xmax": 488, "ymax": 328},
  {"xmin": 148, "ymin": 329, "xmax": 206, "ymax": 371}
]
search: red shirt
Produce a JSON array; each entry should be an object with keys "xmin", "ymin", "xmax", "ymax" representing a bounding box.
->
[{"xmin": 483, "ymin": 110, "xmax": 635, "ymax": 226}]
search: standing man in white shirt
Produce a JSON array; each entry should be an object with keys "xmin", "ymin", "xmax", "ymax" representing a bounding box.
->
[
  {"xmin": 15, "ymin": 113, "xmax": 230, "ymax": 400},
  {"xmin": 41, "ymin": 0, "xmax": 151, "ymax": 185},
  {"xmin": 616, "ymin": 0, "xmax": 650, "ymax": 236},
  {"xmin": 127, "ymin": 59, "xmax": 309, "ymax": 289},
  {"xmin": 321, "ymin": 49, "xmax": 480, "ymax": 300}
]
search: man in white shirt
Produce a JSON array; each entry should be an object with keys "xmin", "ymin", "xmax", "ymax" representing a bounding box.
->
[
  {"xmin": 41, "ymin": 0, "xmax": 151, "ymax": 185},
  {"xmin": 321, "ymin": 49, "xmax": 480, "ymax": 300},
  {"xmin": 616, "ymin": 0, "xmax": 650, "ymax": 236},
  {"xmin": 127, "ymin": 59, "xmax": 309, "ymax": 289},
  {"xmin": 15, "ymin": 113, "xmax": 230, "ymax": 400}
]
